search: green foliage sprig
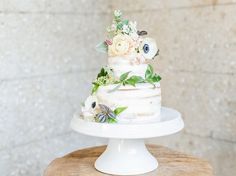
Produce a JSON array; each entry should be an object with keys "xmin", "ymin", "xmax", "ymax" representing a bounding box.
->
[
  {"xmin": 118, "ymin": 64, "xmax": 161, "ymax": 87},
  {"xmin": 92, "ymin": 67, "xmax": 115, "ymax": 94},
  {"xmin": 92, "ymin": 65, "xmax": 161, "ymax": 94},
  {"xmin": 145, "ymin": 65, "xmax": 162, "ymax": 84}
]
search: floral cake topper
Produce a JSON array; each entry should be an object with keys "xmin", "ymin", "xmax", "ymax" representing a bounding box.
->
[{"xmin": 96, "ymin": 10, "xmax": 159, "ymax": 63}]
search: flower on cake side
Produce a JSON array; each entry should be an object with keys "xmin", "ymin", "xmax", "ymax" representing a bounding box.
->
[
  {"xmin": 81, "ymin": 95, "xmax": 127, "ymax": 123},
  {"xmin": 96, "ymin": 10, "xmax": 159, "ymax": 64}
]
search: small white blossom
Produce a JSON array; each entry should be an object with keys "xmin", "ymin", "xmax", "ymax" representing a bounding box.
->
[
  {"xmin": 129, "ymin": 21, "xmax": 137, "ymax": 32},
  {"xmin": 114, "ymin": 10, "xmax": 122, "ymax": 17},
  {"xmin": 122, "ymin": 24, "xmax": 130, "ymax": 34}
]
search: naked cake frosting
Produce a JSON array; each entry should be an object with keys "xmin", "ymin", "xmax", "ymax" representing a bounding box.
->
[{"xmin": 80, "ymin": 10, "xmax": 161, "ymax": 123}]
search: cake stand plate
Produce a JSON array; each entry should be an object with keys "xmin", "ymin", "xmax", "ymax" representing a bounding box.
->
[{"xmin": 71, "ymin": 107, "xmax": 184, "ymax": 175}]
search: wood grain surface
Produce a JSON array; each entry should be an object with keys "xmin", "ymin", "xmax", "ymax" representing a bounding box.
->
[{"xmin": 44, "ymin": 145, "xmax": 213, "ymax": 176}]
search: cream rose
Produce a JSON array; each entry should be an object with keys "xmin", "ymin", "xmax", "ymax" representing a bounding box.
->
[{"xmin": 108, "ymin": 34, "xmax": 135, "ymax": 56}]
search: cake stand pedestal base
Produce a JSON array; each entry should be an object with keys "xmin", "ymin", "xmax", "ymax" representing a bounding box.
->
[
  {"xmin": 95, "ymin": 139, "xmax": 157, "ymax": 175},
  {"xmin": 71, "ymin": 107, "xmax": 184, "ymax": 175}
]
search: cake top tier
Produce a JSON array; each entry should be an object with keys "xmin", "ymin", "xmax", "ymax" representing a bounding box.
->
[{"xmin": 96, "ymin": 10, "xmax": 159, "ymax": 65}]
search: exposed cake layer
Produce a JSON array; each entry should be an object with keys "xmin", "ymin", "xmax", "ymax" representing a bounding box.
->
[
  {"xmin": 108, "ymin": 56, "xmax": 147, "ymax": 78},
  {"xmin": 96, "ymin": 82, "xmax": 161, "ymax": 122}
]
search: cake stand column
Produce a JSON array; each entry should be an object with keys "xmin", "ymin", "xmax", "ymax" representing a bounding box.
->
[{"xmin": 95, "ymin": 138, "xmax": 158, "ymax": 175}]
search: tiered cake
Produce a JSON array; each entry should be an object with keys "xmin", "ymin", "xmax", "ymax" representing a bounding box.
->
[{"xmin": 81, "ymin": 10, "xmax": 162, "ymax": 123}]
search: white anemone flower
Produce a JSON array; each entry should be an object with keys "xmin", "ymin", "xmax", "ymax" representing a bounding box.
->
[
  {"xmin": 139, "ymin": 38, "xmax": 158, "ymax": 60},
  {"xmin": 82, "ymin": 95, "xmax": 98, "ymax": 114}
]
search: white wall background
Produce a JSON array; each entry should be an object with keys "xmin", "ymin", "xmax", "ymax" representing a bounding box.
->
[{"xmin": 0, "ymin": 1, "xmax": 235, "ymax": 176}]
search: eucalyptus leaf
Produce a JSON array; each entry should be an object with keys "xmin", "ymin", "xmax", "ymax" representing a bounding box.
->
[
  {"xmin": 114, "ymin": 107, "xmax": 128, "ymax": 115},
  {"xmin": 117, "ymin": 22, "xmax": 123, "ymax": 30},
  {"xmin": 122, "ymin": 19, "xmax": 129, "ymax": 25},
  {"xmin": 95, "ymin": 42, "xmax": 108, "ymax": 53}
]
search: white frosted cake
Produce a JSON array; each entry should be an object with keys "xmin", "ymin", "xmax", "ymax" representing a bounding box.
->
[{"xmin": 81, "ymin": 10, "xmax": 162, "ymax": 123}]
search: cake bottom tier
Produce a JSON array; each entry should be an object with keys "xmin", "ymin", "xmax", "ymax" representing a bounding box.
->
[{"xmin": 96, "ymin": 83, "xmax": 161, "ymax": 123}]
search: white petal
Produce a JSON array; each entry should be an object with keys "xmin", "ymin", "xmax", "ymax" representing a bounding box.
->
[{"xmin": 84, "ymin": 95, "xmax": 98, "ymax": 110}]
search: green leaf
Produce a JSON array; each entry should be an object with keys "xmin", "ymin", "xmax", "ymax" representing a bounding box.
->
[
  {"xmin": 125, "ymin": 76, "xmax": 144, "ymax": 86},
  {"xmin": 92, "ymin": 82, "xmax": 99, "ymax": 94},
  {"xmin": 124, "ymin": 80, "xmax": 135, "ymax": 86},
  {"xmin": 145, "ymin": 64, "xmax": 154, "ymax": 79},
  {"xmin": 97, "ymin": 68, "xmax": 108, "ymax": 78},
  {"xmin": 114, "ymin": 107, "xmax": 128, "ymax": 115},
  {"xmin": 122, "ymin": 19, "xmax": 129, "ymax": 25},
  {"xmin": 95, "ymin": 42, "xmax": 108, "ymax": 53},
  {"xmin": 152, "ymin": 74, "xmax": 162, "ymax": 82},
  {"xmin": 120, "ymin": 71, "xmax": 130, "ymax": 82},
  {"xmin": 108, "ymin": 84, "xmax": 121, "ymax": 93},
  {"xmin": 107, "ymin": 118, "xmax": 117, "ymax": 123},
  {"xmin": 117, "ymin": 22, "xmax": 123, "ymax": 30}
]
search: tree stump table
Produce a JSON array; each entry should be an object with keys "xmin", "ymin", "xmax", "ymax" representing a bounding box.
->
[{"xmin": 44, "ymin": 145, "xmax": 213, "ymax": 176}]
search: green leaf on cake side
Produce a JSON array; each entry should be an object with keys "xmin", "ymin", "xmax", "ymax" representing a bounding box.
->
[
  {"xmin": 114, "ymin": 106, "xmax": 128, "ymax": 116},
  {"xmin": 119, "ymin": 71, "xmax": 130, "ymax": 82},
  {"xmin": 107, "ymin": 118, "xmax": 117, "ymax": 124},
  {"xmin": 91, "ymin": 64, "xmax": 161, "ymax": 94},
  {"xmin": 144, "ymin": 64, "xmax": 161, "ymax": 84},
  {"xmin": 145, "ymin": 64, "xmax": 154, "ymax": 79},
  {"xmin": 152, "ymin": 74, "xmax": 162, "ymax": 82},
  {"xmin": 125, "ymin": 76, "xmax": 145, "ymax": 86},
  {"xmin": 108, "ymin": 84, "xmax": 121, "ymax": 93},
  {"xmin": 92, "ymin": 82, "xmax": 99, "ymax": 94}
]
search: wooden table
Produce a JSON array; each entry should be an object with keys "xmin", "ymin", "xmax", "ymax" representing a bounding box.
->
[{"xmin": 44, "ymin": 145, "xmax": 213, "ymax": 176}]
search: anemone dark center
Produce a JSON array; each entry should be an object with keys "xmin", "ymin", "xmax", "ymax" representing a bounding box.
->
[
  {"xmin": 143, "ymin": 44, "xmax": 149, "ymax": 53},
  {"xmin": 91, "ymin": 102, "xmax": 96, "ymax": 108}
]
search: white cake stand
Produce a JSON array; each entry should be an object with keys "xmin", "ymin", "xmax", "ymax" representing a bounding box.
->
[{"xmin": 71, "ymin": 107, "xmax": 184, "ymax": 175}]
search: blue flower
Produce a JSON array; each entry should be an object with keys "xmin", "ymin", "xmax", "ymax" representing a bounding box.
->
[{"xmin": 95, "ymin": 104, "xmax": 116, "ymax": 123}]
